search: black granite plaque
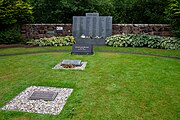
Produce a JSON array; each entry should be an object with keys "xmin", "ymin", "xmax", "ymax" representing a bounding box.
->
[
  {"xmin": 93, "ymin": 16, "xmax": 99, "ymax": 37},
  {"xmin": 86, "ymin": 17, "xmax": 93, "ymax": 36},
  {"xmin": 29, "ymin": 91, "xmax": 58, "ymax": 101},
  {"xmin": 99, "ymin": 17, "xmax": 106, "ymax": 37},
  {"xmin": 80, "ymin": 17, "xmax": 86, "ymax": 36},
  {"xmin": 73, "ymin": 17, "xmax": 80, "ymax": 37},
  {"xmin": 61, "ymin": 60, "xmax": 82, "ymax": 66},
  {"xmin": 71, "ymin": 44, "xmax": 94, "ymax": 55},
  {"xmin": 106, "ymin": 17, "xmax": 112, "ymax": 37}
]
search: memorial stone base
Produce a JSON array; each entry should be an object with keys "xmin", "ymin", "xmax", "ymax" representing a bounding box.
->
[{"xmin": 75, "ymin": 38, "xmax": 105, "ymax": 45}]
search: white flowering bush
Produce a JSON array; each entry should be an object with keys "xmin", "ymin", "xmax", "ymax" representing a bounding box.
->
[{"xmin": 27, "ymin": 36, "xmax": 75, "ymax": 47}]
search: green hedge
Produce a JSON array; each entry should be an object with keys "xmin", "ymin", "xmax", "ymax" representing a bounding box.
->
[
  {"xmin": 105, "ymin": 34, "xmax": 180, "ymax": 50},
  {"xmin": 0, "ymin": 27, "xmax": 23, "ymax": 44},
  {"xmin": 27, "ymin": 36, "xmax": 75, "ymax": 47}
]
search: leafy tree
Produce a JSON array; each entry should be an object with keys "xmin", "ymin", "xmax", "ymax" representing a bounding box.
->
[
  {"xmin": 0, "ymin": 0, "xmax": 33, "ymax": 43},
  {"xmin": 30, "ymin": 0, "xmax": 114, "ymax": 23},
  {"xmin": 165, "ymin": 0, "xmax": 180, "ymax": 37},
  {"xmin": 0, "ymin": 0, "xmax": 33, "ymax": 26},
  {"xmin": 113, "ymin": 0, "xmax": 168, "ymax": 24},
  {"xmin": 113, "ymin": 0, "xmax": 136, "ymax": 23}
]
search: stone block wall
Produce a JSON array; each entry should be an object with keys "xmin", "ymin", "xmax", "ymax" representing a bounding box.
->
[
  {"xmin": 21, "ymin": 24, "xmax": 171, "ymax": 39},
  {"xmin": 113, "ymin": 24, "xmax": 171, "ymax": 37},
  {"xmin": 21, "ymin": 24, "xmax": 72, "ymax": 39}
]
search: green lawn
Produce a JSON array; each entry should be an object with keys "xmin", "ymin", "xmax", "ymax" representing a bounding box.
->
[
  {"xmin": 0, "ymin": 47, "xmax": 179, "ymax": 120},
  {"xmin": 1, "ymin": 46, "xmax": 180, "ymax": 57}
]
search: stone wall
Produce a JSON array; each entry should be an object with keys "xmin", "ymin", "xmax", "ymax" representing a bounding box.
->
[
  {"xmin": 113, "ymin": 24, "xmax": 171, "ymax": 37},
  {"xmin": 21, "ymin": 24, "xmax": 171, "ymax": 39},
  {"xmin": 21, "ymin": 24, "xmax": 72, "ymax": 39}
]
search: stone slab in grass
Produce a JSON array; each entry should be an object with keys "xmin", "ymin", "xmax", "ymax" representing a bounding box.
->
[
  {"xmin": 53, "ymin": 62, "xmax": 87, "ymax": 70},
  {"xmin": 29, "ymin": 91, "xmax": 58, "ymax": 101},
  {"xmin": 1, "ymin": 86, "xmax": 73, "ymax": 115},
  {"xmin": 61, "ymin": 60, "xmax": 82, "ymax": 66}
]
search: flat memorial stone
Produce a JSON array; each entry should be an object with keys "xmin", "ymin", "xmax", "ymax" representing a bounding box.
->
[
  {"xmin": 1, "ymin": 86, "xmax": 73, "ymax": 115},
  {"xmin": 29, "ymin": 91, "xmax": 58, "ymax": 101},
  {"xmin": 61, "ymin": 60, "xmax": 82, "ymax": 66}
]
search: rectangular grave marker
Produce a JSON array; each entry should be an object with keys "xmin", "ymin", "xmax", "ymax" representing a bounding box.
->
[
  {"xmin": 71, "ymin": 44, "xmax": 93, "ymax": 55},
  {"xmin": 61, "ymin": 60, "xmax": 82, "ymax": 66},
  {"xmin": 29, "ymin": 91, "xmax": 58, "ymax": 101}
]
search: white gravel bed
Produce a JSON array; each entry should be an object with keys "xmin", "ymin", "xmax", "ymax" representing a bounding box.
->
[
  {"xmin": 53, "ymin": 62, "xmax": 87, "ymax": 70},
  {"xmin": 1, "ymin": 86, "xmax": 73, "ymax": 115}
]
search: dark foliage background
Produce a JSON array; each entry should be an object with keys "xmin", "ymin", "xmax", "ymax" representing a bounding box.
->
[{"xmin": 0, "ymin": 0, "xmax": 179, "ymax": 44}]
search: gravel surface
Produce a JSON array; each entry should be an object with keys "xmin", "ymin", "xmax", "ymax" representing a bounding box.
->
[
  {"xmin": 53, "ymin": 62, "xmax": 87, "ymax": 70},
  {"xmin": 1, "ymin": 86, "xmax": 73, "ymax": 115}
]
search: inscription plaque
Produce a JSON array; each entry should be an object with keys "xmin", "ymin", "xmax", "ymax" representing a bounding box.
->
[
  {"xmin": 56, "ymin": 26, "xmax": 63, "ymax": 30},
  {"xmin": 71, "ymin": 44, "xmax": 93, "ymax": 55},
  {"xmin": 73, "ymin": 17, "xmax": 80, "ymax": 37},
  {"xmin": 80, "ymin": 17, "xmax": 86, "ymax": 35},
  {"xmin": 93, "ymin": 16, "xmax": 99, "ymax": 37},
  {"xmin": 86, "ymin": 13, "xmax": 99, "ymax": 16},
  {"xmin": 99, "ymin": 17, "xmax": 106, "ymax": 37},
  {"xmin": 47, "ymin": 30, "xmax": 55, "ymax": 34},
  {"xmin": 21, "ymin": 30, "xmax": 26, "ymax": 34},
  {"xmin": 106, "ymin": 17, "xmax": 112, "ymax": 36},
  {"xmin": 29, "ymin": 91, "xmax": 58, "ymax": 101},
  {"xmin": 86, "ymin": 17, "xmax": 93, "ymax": 36},
  {"xmin": 61, "ymin": 60, "xmax": 82, "ymax": 66}
]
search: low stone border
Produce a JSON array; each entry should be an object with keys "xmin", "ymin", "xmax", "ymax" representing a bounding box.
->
[
  {"xmin": 1, "ymin": 86, "xmax": 73, "ymax": 115},
  {"xmin": 53, "ymin": 62, "xmax": 88, "ymax": 70}
]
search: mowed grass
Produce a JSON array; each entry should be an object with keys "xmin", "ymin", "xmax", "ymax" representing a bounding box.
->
[
  {"xmin": 0, "ymin": 47, "xmax": 179, "ymax": 120},
  {"xmin": 1, "ymin": 46, "xmax": 180, "ymax": 57}
]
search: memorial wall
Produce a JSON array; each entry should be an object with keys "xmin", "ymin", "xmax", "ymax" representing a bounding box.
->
[{"xmin": 72, "ymin": 13, "xmax": 112, "ymax": 38}]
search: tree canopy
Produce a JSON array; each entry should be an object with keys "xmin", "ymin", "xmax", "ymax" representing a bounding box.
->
[
  {"xmin": 26, "ymin": 0, "xmax": 169, "ymax": 24},
  {"xmin": 165, "ymin": 0, "xmax": 180, "ymax": 37},
  {"xmin": 113, "ymin": 0, "xmax": 168, "ymax": 24},
  {"xmin": 0, "ymin": 0, "xmax": 33, "ymax": 26},
  {"xmin": 1, "ymin": 0, "xmax": 180, "ymax": 37}
]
